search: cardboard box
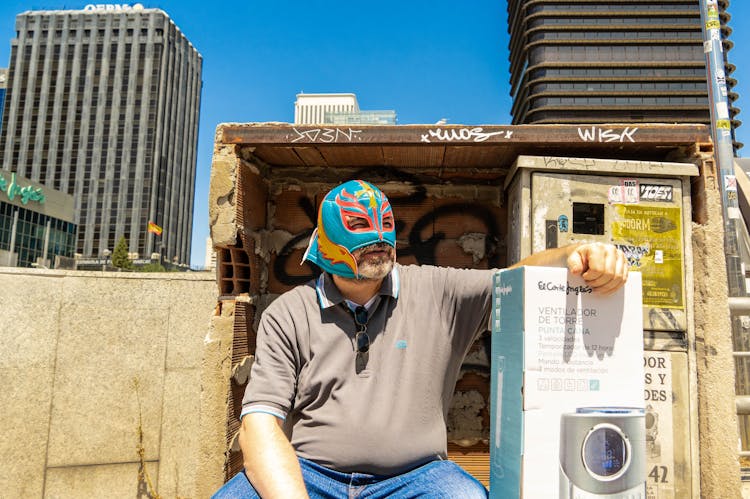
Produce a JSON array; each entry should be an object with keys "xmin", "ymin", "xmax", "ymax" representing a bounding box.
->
[{"xmin": 490, "ymin": 266, "xmax": 645, "ymax": 498}]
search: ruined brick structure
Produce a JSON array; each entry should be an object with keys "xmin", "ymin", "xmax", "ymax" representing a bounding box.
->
[{"xmin": 198, "ymin": 122, "xmax": 741, "ymax": 497}]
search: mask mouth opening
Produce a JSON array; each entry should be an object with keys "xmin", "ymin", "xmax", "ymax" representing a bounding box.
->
[
  {"xmin": 351, "ymin": 242, "xmax": 396, "ymax": 261},
  {"xmin": 357, "ymin": 242, "xmax": 393, "ymax": 253}
]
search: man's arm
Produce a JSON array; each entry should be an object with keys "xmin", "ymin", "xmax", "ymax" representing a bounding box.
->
[
  {"xmin": 239, "ymin": 412, "xmax": 309, "ymax": 499},
  {"xmin": 511, "ymin": 242, "xmax": 628, "ymax": 295}
]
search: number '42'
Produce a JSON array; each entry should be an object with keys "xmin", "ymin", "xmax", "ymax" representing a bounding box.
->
[{"xmin": 649, "ymin": 465, "xmax": 668, "ymax": 483}]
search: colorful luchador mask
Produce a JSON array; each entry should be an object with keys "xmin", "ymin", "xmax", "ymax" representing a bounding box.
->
[{"xmin": 302, "ymin": 180, "xmax": 396, "ymax": 278}]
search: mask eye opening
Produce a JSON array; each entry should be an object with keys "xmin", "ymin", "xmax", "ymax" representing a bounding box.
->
[
  {"xmin": 344, "ymin": 215, "xmax": 372, "ymax": 232},
  {"xmin": 382, "ymin": 213, "xmax": 394, "ymax": 230}
]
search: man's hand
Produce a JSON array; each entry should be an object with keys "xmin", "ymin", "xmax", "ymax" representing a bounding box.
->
[
  {"xmin": 567, "ymin": 242, "xmax": 628, "ymax": 295},
  {"xmin": 512, "ymin": 242, "xmax": 629, "ymax": 295}
]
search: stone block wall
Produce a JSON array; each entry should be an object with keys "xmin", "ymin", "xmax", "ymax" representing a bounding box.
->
[{"xmin": 0, "ymin": 269, "xmax": 216, "ymax": 498}]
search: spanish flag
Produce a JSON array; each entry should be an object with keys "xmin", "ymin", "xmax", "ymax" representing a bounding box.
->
[{"xmin": 148, "ymin": 221, "xmax": 163, "ymax": 236}]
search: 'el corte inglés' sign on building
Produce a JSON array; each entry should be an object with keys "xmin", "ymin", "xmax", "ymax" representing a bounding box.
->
[
  {"xmin": 0, "ymin": 171, "xmax": 45, "ymax": 206},
  {"xmin": 0, "ymin": 170, "xmax": 74, "ymax": 223}
]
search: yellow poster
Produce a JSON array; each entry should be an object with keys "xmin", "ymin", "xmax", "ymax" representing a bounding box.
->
[{"xmin": 611, "ymin": 205, "xmax": 683, "ymax": 309}]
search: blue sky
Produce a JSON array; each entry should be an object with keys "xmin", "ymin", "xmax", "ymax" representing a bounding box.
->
[{"xmin": 0, "ymin": 1, "xmax": 747, "ymax": 268}]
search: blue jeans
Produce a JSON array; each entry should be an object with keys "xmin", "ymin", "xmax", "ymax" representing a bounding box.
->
[{"xmin": 211, "ymin": 457, "xmax": 488, "ymax": 498}]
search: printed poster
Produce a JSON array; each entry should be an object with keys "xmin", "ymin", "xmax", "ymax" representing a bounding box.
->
[
  {"xmin": 612, "ymin": 205, "xmax": 684, "ymax": 309},
  {"xmin": 644, "ymin": 352, "xmax": 675, "ymax": 499}
]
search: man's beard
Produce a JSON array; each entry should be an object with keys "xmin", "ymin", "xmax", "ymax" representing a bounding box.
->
[{"xmin": 352, "ymin": 243, "xmax": 395, "ymax": 280}]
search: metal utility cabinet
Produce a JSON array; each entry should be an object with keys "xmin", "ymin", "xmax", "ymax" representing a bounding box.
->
[{"xmin": 505, "ymin": 155, "xmax": 699, "ymax": 497}]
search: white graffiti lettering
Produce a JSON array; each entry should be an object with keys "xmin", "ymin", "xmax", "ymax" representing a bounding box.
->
[
  {"xmin": 639, "ymin": 184, "xmax": 674, "ymax": 202},
  {"xmin": 577, "ymin": 126, "xmax": 638, "ymax": 143},
  {"xmin": 420, "ymin": 127, "xmax": 513, "ymax": 143},
  {"xmin": 289, "ymin": 127, "xmax": 363, "ymax": 143}
]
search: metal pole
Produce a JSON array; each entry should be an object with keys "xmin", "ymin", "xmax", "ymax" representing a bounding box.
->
[
  {"xmin": 699, "ymin": 0, "xmax": 746, "ymax": 297},
  {"xmin": 701, "ymin": 0, "xmax": 750, "ymax": 476}
]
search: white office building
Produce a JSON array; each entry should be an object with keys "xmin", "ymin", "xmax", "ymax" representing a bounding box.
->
[
  {"xmin": 294, "ymin": 93, "xmax": 396, "ymax": 125},
  {"xmin": 294, "ymin": 93, "xmax": 358, "ymax": 124},
  {"xmin": 204, "ymin": 235, "xmax": 216, "ymax": 271}
]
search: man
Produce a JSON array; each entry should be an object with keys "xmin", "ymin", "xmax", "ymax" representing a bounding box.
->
[{"xmin": 213, "ymin": 180, "xmax": 628, "ymax": 498}]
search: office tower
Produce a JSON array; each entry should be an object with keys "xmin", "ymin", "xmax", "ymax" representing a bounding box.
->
[
  {"xmin": 0, "ymin": 5, "xmax": 202, "ymax": 264},
  {"xmin": 507, "ymin": 0, "xmax": 739, "ymax": 133},
  {"xmin": 294, "ymin": 93, "xmax": 397, "ymax": 125}
]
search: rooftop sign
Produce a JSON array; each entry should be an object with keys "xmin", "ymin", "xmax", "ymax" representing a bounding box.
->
[{"xmin": 83, "ymin": 3, "xmax": 145, "ymax": 12}]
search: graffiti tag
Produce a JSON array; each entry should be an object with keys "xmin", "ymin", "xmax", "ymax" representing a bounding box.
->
[
  {"xmin": 288, "ymin": 127, "xmax": 363, "ymax": 143},
  {"xmin": 640, "ymin": 184, "xmax": 674, "ymax": 202},
  {"xmin": 615, "ymin": 243, "xmax": 650, "ymax": 268},
  {"xmin": 274, "ymin": 168, "xmax": 502, "ymax": 287},
  {"xmin": 542, "ymin": 156, "xmax": 669, "ymax": 174},
  {"xmin": 577, "ymin": 126, "xmax": 638, "ymax": 143},
  {"xmin": 420, "ymin": 127, "xmax": 513, "ymax": 143}
]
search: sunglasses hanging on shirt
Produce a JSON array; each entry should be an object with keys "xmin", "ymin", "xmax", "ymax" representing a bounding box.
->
[
  {"xmin": 353, "ymin": 305, "xmax": 370, "ymax": 355},
  {"xmin": 348, "ymin": 304, "xmax": 371, "ymax": 374}
]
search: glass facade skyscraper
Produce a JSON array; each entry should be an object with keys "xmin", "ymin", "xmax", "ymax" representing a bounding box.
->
[
  {"xmin": 325, "ymin": 110, "xmax": 397, "ymax": 125},
  {"xmin": 507, "ymin": 0, "xmax": 739, "ymax": 135},
  {"xmin": 0, "ymin": 6, "xmax": 202, "ymax": 264}
]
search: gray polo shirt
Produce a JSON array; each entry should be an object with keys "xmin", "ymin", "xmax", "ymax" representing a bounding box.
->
[{"xmin": 241, "ymin": 263, "xmax": 495, "ymax": 476}]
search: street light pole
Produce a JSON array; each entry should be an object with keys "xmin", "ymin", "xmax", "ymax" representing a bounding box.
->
[
  {"xmin": 102, "ymin": 249, "xmax": 111, "ymax": 272},
  {"xmin": 699, "ymin": 0, "xmax": 745, "ymax": 296}
]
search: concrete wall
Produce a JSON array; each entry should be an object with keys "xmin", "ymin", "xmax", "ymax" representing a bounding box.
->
[{"xmin": 0, "ymin": 268, "xmax": 216, "ymax": 498}]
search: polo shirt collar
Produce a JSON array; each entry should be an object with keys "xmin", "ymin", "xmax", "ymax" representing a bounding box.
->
[{"xmin": 315, "ymin": 265, "xmax": 400, "ymax": 309}]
